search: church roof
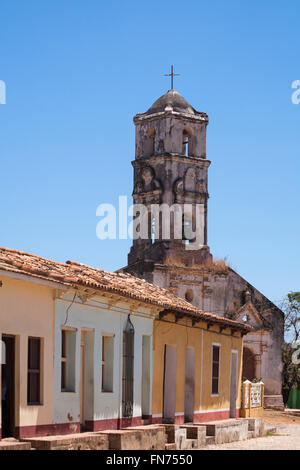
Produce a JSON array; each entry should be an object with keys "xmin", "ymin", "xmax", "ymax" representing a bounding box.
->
[
  {"xmin": 0, "ymin": 246, "xmax": 252, "ymax": 332},
  {"xmin": 136, "ymin": 89, "xmax": 208, "ymax": 120},
  {"xmin": 147, "ymin": 90, "xmax": 196, "ymax": 115}
]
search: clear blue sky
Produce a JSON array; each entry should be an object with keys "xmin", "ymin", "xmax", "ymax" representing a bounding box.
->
[{"xmin": 0, "ymin": 0, "xmax": 299, "ymax": 304}]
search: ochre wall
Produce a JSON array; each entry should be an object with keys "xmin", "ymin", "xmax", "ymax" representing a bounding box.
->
[
  {"xmin": 152, "ymin": 314, "xmax": 243, "ymax": 420},
  {"xmin": 0, "ymin": 276, "xmax": 54, "ymax": 432}
]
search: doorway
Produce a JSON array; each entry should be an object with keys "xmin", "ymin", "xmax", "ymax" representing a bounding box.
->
[
  {"xmin": 229, "ymin": 350, "xmax": 238, "ymax": 419},
  {"xmin": 122, "ymin": 317, "xmax": 134, "ymax": 419},
  {"xmin": 163, "ymin": 345, "xmax": 177, "ymax": 424},
  {"xmin": 1, "ymin": 335, "xmax": 15, "ymax": 437},
  {"xmin": 184, "ymin": 347, "xmax": 195, "ymax": 423},
  {"xmin": 80, "ymin": 332, "xmax": 86, "ymax": 430},
  {"xmin": 242, "ymin": 347, "xmax": 256, "ymax": 381},
  {"xmin": 80, "ymin": 330, "xmax": 94, "ymax": 431},
  {"xmin": 141, "ymin": 335, "xmax": 151, "ymax": 419}
]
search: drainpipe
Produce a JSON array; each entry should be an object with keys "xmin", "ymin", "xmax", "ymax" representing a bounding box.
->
[
  {"xmin": 200, "ymin": 329, "xmax": 204, "ymax": 411},
  {"xmin": 117, "ymin": 314, "xmax": 122, "ymax": 427}
]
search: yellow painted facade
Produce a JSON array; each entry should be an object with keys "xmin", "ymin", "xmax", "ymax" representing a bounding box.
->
[{"xmin": 152, "ymin": 314, "xmax": 243, "ymax": 422}]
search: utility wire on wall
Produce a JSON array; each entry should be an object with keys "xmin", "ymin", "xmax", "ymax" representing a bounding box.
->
[{"xmin": 63, "ymin": 292, "xmax": 77, "ymax": 326}]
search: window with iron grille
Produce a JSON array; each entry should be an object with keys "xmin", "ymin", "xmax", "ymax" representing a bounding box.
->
[
  {"xmin": 27, "ymin": 337, "xmax": 41, "ymax": 405},
  {"xmin": 211, "ymin": 344, "xmax": 220, "ymax": 396}
]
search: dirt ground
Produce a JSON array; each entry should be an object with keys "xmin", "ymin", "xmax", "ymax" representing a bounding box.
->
[
  {"xmin": 263, "ymin": 409, "xmax": 300, "ymax": 426},
  {"xmin": 205, "ymin": 409, "xmax": 300, "ymax": 450}
]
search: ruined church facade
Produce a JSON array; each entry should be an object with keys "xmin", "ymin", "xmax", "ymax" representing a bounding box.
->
[{"xmin": 122, "ymin": 89, "xmax": 284, "ymax": 409}]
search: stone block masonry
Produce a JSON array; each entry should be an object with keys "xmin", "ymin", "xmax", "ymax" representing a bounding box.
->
[{"xmin": 22, "ymin": 432, "xmax": 109, "ymax": 450}]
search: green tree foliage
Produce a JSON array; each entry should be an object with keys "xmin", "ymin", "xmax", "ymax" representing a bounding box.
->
[
  {"xmin": 281, "ymin": 292, "xmax": 300, "ymax": 404},
  {"xmin": 282, "ymin": 343, "xmax": 300, "ymax": 404},
  {"xmin": 283, "ymin": 292, "xmax": 300, "ymax": 342}
]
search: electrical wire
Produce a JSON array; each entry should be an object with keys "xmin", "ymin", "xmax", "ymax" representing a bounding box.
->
[{"xmin": 63, "ymin": 292, "xmax": 77, "ymax": 326}]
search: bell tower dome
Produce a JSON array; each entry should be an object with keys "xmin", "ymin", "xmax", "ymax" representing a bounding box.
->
[{"xmin": 135, "ymin": 89, "xmax": 208, "ymax": 159}]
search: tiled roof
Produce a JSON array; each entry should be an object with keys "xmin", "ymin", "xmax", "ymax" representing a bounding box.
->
[{"xmin": 0, "ymin": 247, "xmax": 252, "ymax": 333}]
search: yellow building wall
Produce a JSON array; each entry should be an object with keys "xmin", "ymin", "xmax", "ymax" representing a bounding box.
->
[
  {"xmin": 152, "ymin": 315, "xmax": 243, "ymax": 420},
  {"xmin": 0, "ymin": 276, "xmax": 54, "ymax": 431},
  {"xmin": 201, "ymin": 326, "xmax": 243, "ymax": 412}
]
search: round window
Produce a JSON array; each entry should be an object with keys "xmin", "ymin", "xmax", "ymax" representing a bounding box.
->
[{"xmin": 185, "ymin": 289, "xmax": 194, "ymax": 303}]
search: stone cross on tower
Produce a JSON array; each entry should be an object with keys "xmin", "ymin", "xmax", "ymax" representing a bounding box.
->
[{"xmin": 164, "ymin": 65, "xmax": 180, "ymax": 90}]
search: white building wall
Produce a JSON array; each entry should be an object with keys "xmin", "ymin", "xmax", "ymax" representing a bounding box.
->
[{"xmin": 53, "ymin": 294, "xmax": 154, "ymax": 427}]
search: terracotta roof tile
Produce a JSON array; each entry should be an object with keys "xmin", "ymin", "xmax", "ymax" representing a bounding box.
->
[{"xmin": 0, "ymin": 247, "xmax": 252, "ymax": 333}]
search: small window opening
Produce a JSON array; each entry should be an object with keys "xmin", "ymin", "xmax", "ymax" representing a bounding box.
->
[
  {"xmin": 146, "ymin": 128, "xmax": 156, "ymax": 156},
  {"xmin": 182, "ymin": 131, "xmax": 190, "ymax": 156},
  {"xmin": 211, "ymin": 345, "xmax": 220, "ymax": 395},
  {"xmin": 182, "ymin": 213, "xmax": 194, "ymax": 244},
  {"xmin": 185, "ymin": 289, "xmax": 194, "ymax": 303},
  {"xmin": 102, "ymin": 335, "xmax": 114, "ymax": 392},
  {"xmin": 61, "ymin": 329, "xmax": 76, "ymax": 392},
  {"xmin": 151, "ymin": 215, "xmax": 158, "ymax": 243},
  {"xmin": 28, "ymin": 337, "xmax": 41, "ymax": 405},
  {"xmin": 152, "ymin": 135, "xmax": 156, "ymax": 154}
]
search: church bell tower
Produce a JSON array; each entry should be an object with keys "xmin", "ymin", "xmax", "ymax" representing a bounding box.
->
[{"xmin": 126, "ymin": 88, "xmax": 212, "ymax": 273}]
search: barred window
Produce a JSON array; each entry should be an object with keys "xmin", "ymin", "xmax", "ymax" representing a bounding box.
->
[{"xmin": 122, "ymin": 316, "xmax": 134, "ymax": 418}]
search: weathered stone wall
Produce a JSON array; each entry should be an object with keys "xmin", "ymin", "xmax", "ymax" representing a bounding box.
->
[{"xmin": 135, "ymin": 115, "xmax": 207, "ymax": 159}]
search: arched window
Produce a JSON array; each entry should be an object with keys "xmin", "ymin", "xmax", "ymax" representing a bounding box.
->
[
  {"xmin": 185, "ymin": 289, "xmax": 194, "ymax": 303},
  {"xmin": 151, "ymin": 215, "xmax": 157, "ymax": 243},
  {"xmin": 146, "ymin": 128, "xmax": 156, "ymax": 156},
  {"xmin": 182, "ymin": 130, "xmax": 191, "ymax": 156},
  {"xmin": 152, "ymin": 134, "xmax": 156, "ymax": 154},
  {"xmin": 182, "ymin": 212, "xmax": 194, "ymax": 244}
]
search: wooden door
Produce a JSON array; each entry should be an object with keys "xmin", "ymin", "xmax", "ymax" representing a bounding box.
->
[
  {"xmin": 163, "ymin": 345, "xmax": 177, "ymax": 424},
  {"xmin": 80, "ymin": 332, "xmax": 86, "ymax": 428},
  {"xmin": 184, "ymin": 347, "xmax": 195, "ymax": 423},
  {"xmin": 141, "ymin": 336, "xmax": 151, "ymax": 418},
  {"xmin": 1, "ymin": 335, "xmax": 15, "ymax": 437},
  {"xmin": 230, "ymin": 351, "xmax": 238, "ymax": 418}
]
